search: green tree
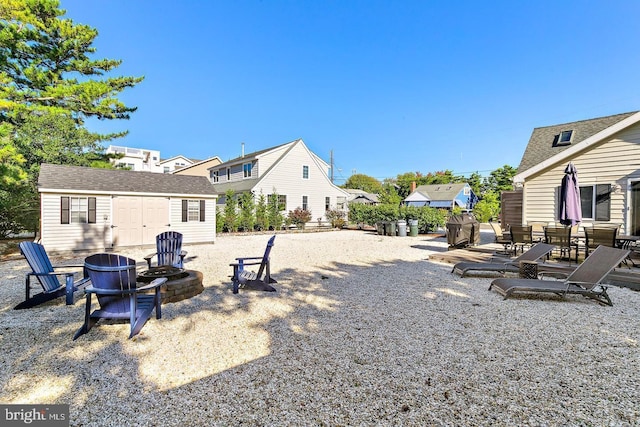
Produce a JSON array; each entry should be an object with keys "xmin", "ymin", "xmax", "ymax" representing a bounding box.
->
[
  {"xmin": 343, "ymin": 174, "xmax": 383, "ymax": 194},
  {"xmin": 238, "ymin": 192, "xmax": 255, "ymax": 231},
  {"xmin": 0, "ymin": 122, "xmax": 30, "ymax": 237},
  {"xmin": 0, "ymin": 1, "xmax": 143, "ymax": 233},
  {"xmin": 473, "ymin": 190, "xmax": 501, "ymax": 222},
  {"xmin": 0, "ymin": 0, "xmax": 144, "ymax": 126},
  {"xmin": 485, "ymin": 165, "xmax": 517, "ymax": 193},
  {"xmin": 223, "ymin": 190, "xmax": 238, "ymax": 232},
  {"xmin": 267, "ymin": 192, "xmax": 283, "ymax": 230},
  {"xmin": 378, "ymin": 182, "xmax": 402, "ymax": 206},
  {"xmin": 255, "ymin": 193, "xmax": 268, "ymax": 231}
]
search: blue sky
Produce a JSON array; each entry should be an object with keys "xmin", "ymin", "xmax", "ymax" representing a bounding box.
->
[{"xmin": 62, "ymin": 0, "xmax": 640, "ymax": 184}]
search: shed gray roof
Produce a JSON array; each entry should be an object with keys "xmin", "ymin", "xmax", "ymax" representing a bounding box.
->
[
  {"xmin": 38, "ymin": 163, "xmax": 217, "ymax": 196},
  {"xmin": 517, "ymin": 111, "xmax": 638, "ymax": 173}
]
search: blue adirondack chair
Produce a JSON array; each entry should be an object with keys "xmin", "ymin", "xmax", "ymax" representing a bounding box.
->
[
  {"xmin": 74, "ymin": 253, "xmax": 167, "ymax": 339},
  {"xmin": 16, "ymin": 241, "xmax": 90, "ymax": 309},
  {"xmin": 230, "ymin": 235, "xmax": 277, "ymax": 294},
  {"xmin": 144, "ymin": 231, "xmax": 187, "ymax": 269}
]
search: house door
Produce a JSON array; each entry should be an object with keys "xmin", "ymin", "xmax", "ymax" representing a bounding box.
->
[
  {"xmin": 112, "ymin": 197, "xmax": 170, "ymax": 247},
  {"xmin": 630, "ymin": 181, "xmax": 640, "ymax": 235},
  {"xmin": 113, "ymin": 196, "xmax": 143, "ymax": 247}
]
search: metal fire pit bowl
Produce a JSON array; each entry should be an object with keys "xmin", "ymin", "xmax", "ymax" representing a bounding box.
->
[{"xmin": 138, "ymin": 266, "xmax": 188, "ymax": 283}]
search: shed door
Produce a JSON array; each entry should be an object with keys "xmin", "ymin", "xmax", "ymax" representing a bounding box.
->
[
  {"xmin": 143, "ymin": 197, "xmax": 170, "ymax": 244},
  {"xmin": 112, "ymin": 197, "xmax": 170, "ymax": 247},
  {"xmin": 113, "ymin": 196, "xmax": 143, "ymax": 246}
]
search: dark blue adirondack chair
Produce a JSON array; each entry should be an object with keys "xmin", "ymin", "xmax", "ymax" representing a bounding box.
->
[
  {"xmin": 74, "ymin": 253, "xmax": 167, "ymax": 340},
  {"xmin": 16, "ymin": 241, "xmax": 90, "ymax": 309},
  {"xmin": 144, "ymin": 231, "xmax": 187, "ymax": 269},
  {"xmin": 230, "ymin": 235, "xmax": 277, "ymax": 294}
]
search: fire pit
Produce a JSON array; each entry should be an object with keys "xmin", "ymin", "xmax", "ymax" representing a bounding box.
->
[{"xmin": 138, "ymin": 266, "xmax": 203, "ymax": 304}]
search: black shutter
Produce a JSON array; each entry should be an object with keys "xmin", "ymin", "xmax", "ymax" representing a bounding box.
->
[
  {"xmin": 595, "ymin": 184, "xmax": 611, "ymax": 221},
  {"xmin": 182, "ymin": 200, "xmax": 188, "ymax": 222},
  {"xmin": 88, "ymin": 197, "xmax": 96, "ymax": 223},
  {"xmin": 61, "ymin": 197, "xmax": 69, "ymax": 224},
  {"xmin": 200, "ymin": 200, "xmax": 205, "ymax": 222}
]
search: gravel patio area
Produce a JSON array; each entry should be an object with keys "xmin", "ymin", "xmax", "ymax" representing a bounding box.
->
[{"xmin": 1, "ymin": 230, "xmax": 638, "ymax": 426}]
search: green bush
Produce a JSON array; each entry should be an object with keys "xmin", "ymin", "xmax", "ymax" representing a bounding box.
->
[
  {"xmin": 288, "ymin": 207, "xmax": 312, "ymax": 229},
  {"xmin": 325, "ymin": 209, "xmax": 346, "ymax": 228},
  {"xmin": 349, "ymin": 203, "xmax": 446, "ymax": 233}
]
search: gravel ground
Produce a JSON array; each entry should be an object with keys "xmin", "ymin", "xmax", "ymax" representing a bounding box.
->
[{"xmin": 1, "ymin": 230, "xmax": 639, "ymax": 426}]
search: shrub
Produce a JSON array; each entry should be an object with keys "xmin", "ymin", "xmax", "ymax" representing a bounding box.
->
[
  {"xmin": 325, "ymin": 209, "xmax": 346, "ymax": 228},
  {"xmin": 288, "ymin": 207, "xmax": 312, "ymax": 229}
]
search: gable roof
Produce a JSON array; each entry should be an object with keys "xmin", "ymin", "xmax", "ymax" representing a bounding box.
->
[
  {"xmin": 407, "ymin": 183, "xmax": 470, "ymax": 202},
  {"xmin": 517, "ymin": 111, "xmax": 638, "ymax": 174},
  {"xmin": 171, "ymin": 156, "xmax": 222, "ymax": 175},
  {"xmin": 38, "ymin": 163, "xmax": 217, "ymax": 196}
]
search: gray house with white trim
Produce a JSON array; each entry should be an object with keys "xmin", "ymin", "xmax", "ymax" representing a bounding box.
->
[{"xmin": 38, "ymin": 163, "xmax": 217, "ymax": 252}]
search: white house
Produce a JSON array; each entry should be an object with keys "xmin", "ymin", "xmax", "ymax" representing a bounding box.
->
[
  {"xmin": 106, "ymin": 145, "xmax": 163, "ymax": 172},
  {"xmin": 37, "ymin": 163, "xmax": 217, "ymax": 252},
  {"xmin": 159, "ymin": 155, "xmax": 199, "ymax": 173},
  {"xmin": 208, "ymin": 139, "xmax": 350, "ymax": 223}
]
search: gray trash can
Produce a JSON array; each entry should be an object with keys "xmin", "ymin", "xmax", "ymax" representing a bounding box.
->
[
  {"xmin": 409, "ymin": 219, "xmax": 419, "ymax": 237},
  {"xmin": 397, "ymin": 220, "xmax": 407, "ymax": 237},
  {"xmin": 376, "ymin": 222, "xmax": 385, "ymax": 235},
  {"xmin": 385, "ymin": 221, "xmax": 397, "ymax": 236}
]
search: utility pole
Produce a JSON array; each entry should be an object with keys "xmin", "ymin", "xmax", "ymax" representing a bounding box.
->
[{"xmin": 330, "ymin": 150, "xmax": 334, "ymax": 183}]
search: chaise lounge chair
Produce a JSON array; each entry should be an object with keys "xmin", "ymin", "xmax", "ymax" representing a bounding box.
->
[
  {"xmin": 488, "ymin": 245, "xmax": 629, "ymax": 306},
  {"xmin": 452, "ymin": 243, "xmax": 555, "ymax": 277}
]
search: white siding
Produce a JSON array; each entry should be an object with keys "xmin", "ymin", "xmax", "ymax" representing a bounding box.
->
[
  {"xmin": 254, "ymin": 142, "xmax": 349, "ymax": 222},
  {"xmin": 523, "ymin": 122, "xmax": 640, "ymax": 233},
  {"xmin": 169, "ymin": 198, "xmax": 216, "ymax": 244},
  {"xmin": 40, "ymin": 193, "xmax": 112, "ymax": 251}
]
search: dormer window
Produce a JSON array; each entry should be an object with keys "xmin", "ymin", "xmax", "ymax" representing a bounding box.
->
[{"xmin": 556, "ymin": 130, "xmax": 574, "ymax": 146}]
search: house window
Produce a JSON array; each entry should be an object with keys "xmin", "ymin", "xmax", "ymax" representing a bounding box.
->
[
  {"xmin": 336, "ymin": 196, "xmax": 346, "ymax": 210},
  {"xmin": 302, "ymin": 196, "xmax": 308, "ymax": 211},
  {"xmin": 163, "ymin": 166, "xmax": 170, "ymax": 173},
  {"xmin": 211, "ymin": 170, "xmax": 219, "ymax": 183},
  {"xmin": 325, "ymin": 197, "xmax": 331, "ymax": 211},
  {"xmin": 243, "ymin": 163, "xmax": 253, "ymax": 178},
  {"xmin": 580, "ymin": 184, "xmax": 611, "ymax": 221},
  {"xmin": 277, "ymin": 195, "xmax": 287, "ymax": 211},
  {"xmin": 463, "ymin": 186, "xmax": 470, "ymax": 196},
  {"xmin": 182, "ymin": 200, "xmax": 205, "ymax": 222},
  {"xmin": 302, "ymin": 165, "xmax": 309, "ymax": 179},
  {"xmin": 61, "ymin": 197, "xmax": 96, "ymax": 224},
  {"xmin": 227, "ymin": 168, "xmax": 230, "ymax": 181}
]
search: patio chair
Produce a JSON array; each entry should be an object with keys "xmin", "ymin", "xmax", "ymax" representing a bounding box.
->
[
  {"xmin": 583, "ymin": 226, "xmax": 617, "ymax": 258},
  {"xmin": 489, "ymin": 220, "xmax": 512, "ymax": 255},
  {"xmin": 544, "ymin": 225, "xmax": 577, "ymax": 264},
  {"xmin": 74, "ymin": 253, "xmax": 167, "ymax": 339},
  {"xmin": 510, "ymin": 225, "xmax": 534, "ymax": 255},
  {"xmin": 488, "ymin": 245, "xmax": 630, "ymax": 306},
  {"xmin": 230, "ymin": 235, "xmax": 277, "ymax": 294},
  {"xmin": 452, "ymin": 243, "xmax": 555, "ymax": 277},
  {"xmin": 144, "ymin": 231, "xmax": 187, "ymax": 269},
  {"xmin": 16, "ymin": 241, "xmax": 90, "ymax": 309}
]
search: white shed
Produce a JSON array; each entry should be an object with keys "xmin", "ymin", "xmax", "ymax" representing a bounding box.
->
[{"xmin": 37, "ymin": 163, "xmax": 217, "ymax": 252}]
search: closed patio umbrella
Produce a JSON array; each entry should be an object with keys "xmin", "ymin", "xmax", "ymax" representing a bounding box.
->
[{"xmin": 559, "ymin": 162, "xmax": 582, "ymax": 226}]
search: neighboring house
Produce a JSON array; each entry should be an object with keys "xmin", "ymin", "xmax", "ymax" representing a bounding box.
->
[
  {"xmin": 404, "ymin": 183, "xmax": 477, "ymax": 210},
  {"xmin": 159, "ymin": 155, "xmax": 198, "ymax": 173},
  {"xmin": 208, "ymin": 139, "xmax": 350, "ymax": 223},
  {"xmin": 106, "ymin": 145, "xmax": 162, "ymax": 172},
  {"xmin": 38, "ymin": 163, "xmax": 217, "ymax": 252},
  {"xmin": 512, "ymin": 110, "xmax": 640, "ymax": 234},
  {"xmin": 344, "ymin": 188, "xmax": 380, "ymax": 205},
  {"xmin": 171, "ymin": 156, "xmax": 222, "ymax": 177}
]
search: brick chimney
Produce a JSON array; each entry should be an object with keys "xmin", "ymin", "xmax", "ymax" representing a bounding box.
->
[{"xmin": 411, "ymin": 181, "xmax": 416, "ymax": 192}]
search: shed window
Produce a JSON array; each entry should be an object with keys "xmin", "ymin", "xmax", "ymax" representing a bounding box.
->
[
  {"xmin": 61, "ymin": 197, "xmax": 96, "ymax": 224},
  {"xmin": 182, "ymin": 200, "xmax": 206, "ymax": 222}
]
